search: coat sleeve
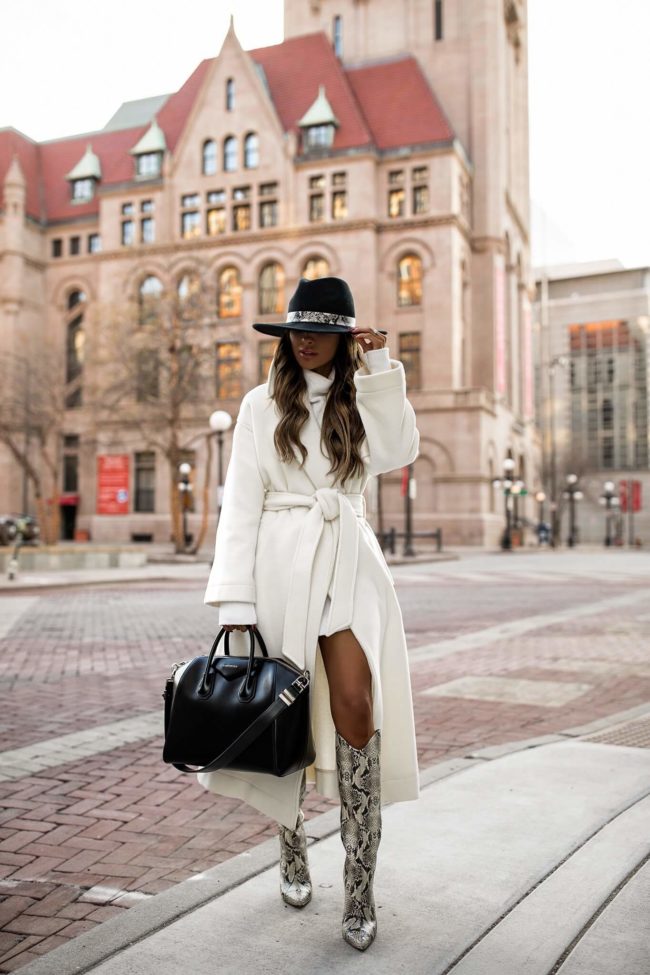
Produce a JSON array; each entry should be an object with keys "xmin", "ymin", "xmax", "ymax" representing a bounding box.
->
[
  {"xmin": 354, "ymin": 350, "xmax": 420, "ymax": 476},
  {"xmin": 204, "ymin": 394, "xmax": 265, "ymax": 607}
]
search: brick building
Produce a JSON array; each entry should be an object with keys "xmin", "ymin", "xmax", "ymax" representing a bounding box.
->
[{"xmin": 0, "ymin": 0, "xmax": 537, "ymax": 546}]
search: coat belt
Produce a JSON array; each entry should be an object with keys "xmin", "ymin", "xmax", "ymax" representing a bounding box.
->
[{"xmin": 262, "ymin": 489, "xmax": 366, "ymax": 668}]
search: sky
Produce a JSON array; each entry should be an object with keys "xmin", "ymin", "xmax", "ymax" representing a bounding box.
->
[{"xmin": 2, "ymin": 0, "xmax": 648, "ymax": 269}]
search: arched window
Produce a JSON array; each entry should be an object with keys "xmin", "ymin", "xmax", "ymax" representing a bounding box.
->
[
  {"xmin": 223, "ymin": 136, "xmax": 237, "ymax": 172},
  {"xmin": 244, "ymin": 132, "xmax": 259, "ymax": 169},
  {"xmin": 226, "ymin": 78, "xmax": 235, "ymax": 112},
  {"xmin": 217, "ymin": 267, "xmax": 242, "ymax": 319},
  {"xmin": 258, "ymin": 263, "xmax": 285, "ymax": 315},
  {"xmin": 65, "ymin": 291, "xmax": 86, "ymax": 408},
  {"xmin": 397, "ymin": 254, "xmax": 423, "ymax": 307},
  {"xmin": 202, "ymin": 139, "xmax": 217, "ymax": 176},
  {"xmin": 139, "ymin": 275, "xmax": 163, "ymax": 325},
  {"xmin": 302, "ymin": 256, "xmax": 330, "ymax": 280},
  {"xmin": 177, "ymin": 272, "xmax": 201, "ymax": 320}
]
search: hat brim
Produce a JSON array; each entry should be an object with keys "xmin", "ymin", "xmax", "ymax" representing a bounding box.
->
[{"xmin": 252, "ymin": 322, "xmax": 388, "ymax": 337}]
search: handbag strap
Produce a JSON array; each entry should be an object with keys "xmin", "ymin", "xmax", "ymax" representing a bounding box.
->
[{"xmin": 164, "ymin": 670, "xmax": 310, "ymax": 775}]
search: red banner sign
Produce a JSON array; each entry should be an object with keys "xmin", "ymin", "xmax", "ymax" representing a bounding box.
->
[
  {"xmin": 620, "ymin": 479, "xmax": 642, "ymax": 513},
  {"xmin": 97, "ymin": 455, "xmax": 130, "ymax": 515}
]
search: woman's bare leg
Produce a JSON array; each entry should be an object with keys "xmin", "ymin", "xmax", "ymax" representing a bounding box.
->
[{"xmin": 318, "ymin": 628, "xmax": 374, "ymax": 748}]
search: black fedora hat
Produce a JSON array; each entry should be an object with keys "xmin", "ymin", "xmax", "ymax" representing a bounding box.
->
[{"xmin": 252, "ymin": 276, "xmax": 387, "ymax": 337}]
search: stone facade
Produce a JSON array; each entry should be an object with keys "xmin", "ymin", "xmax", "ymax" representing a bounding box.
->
[{"xmin": 0, "ymin": 0, "xmax": 537, "ymax": 547}]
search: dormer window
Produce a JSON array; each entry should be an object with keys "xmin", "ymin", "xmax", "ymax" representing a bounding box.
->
[
  {"xmin": 65, "ymin": 144, "xmax": 101, "ymax": 203},
  {"xmin": 130, "ymin": 118, "xmax": 166, "ymax": 181},
  {"xmin": 136, "ymin": 152, "xmax": 162, "ymax": 178},
  {"xmin": 72, "ymin": 178, "xmax": 95, "ymax": 202},
  {"xmin": 298, "ymin": 86, "xmax": 339, "ymax": 154}
]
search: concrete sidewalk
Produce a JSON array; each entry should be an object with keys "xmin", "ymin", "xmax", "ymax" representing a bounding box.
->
[{"xmin": 18, "ymin": 715, "xmax": 650, "ymax": 975}]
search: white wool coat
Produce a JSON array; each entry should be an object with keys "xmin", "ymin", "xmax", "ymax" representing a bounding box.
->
[{"xmin": 199, "ymin": 348, "xmax": 420, "ymax": 827}]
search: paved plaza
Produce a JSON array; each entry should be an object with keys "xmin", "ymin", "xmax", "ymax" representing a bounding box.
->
[{"xmin": 0, "ymin": 548, "xmax": 649, "ymax": 971}]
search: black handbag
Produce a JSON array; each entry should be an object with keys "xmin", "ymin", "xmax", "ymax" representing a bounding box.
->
[{"xmin": 162, "ymin": 625, "xmax": 315, "ymax": 777}]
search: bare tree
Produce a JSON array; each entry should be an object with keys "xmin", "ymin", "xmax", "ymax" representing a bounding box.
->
[
  {"xmin": 0, "ymin": 339, "xmax": 70, "ymax": 545},
  {"xmin": 88, "ymin": 272, "xmax": 229, "ymax": 553}
]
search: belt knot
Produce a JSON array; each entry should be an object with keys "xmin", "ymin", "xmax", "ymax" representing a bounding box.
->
[{"xmin": 313, "ymin": 487, "xmax": 341, "ymax": 522}]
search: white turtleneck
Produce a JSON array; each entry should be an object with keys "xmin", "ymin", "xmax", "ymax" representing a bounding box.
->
[{"xmin": 218, "ymin": 345, "xmax": 392, "ymax": 626}]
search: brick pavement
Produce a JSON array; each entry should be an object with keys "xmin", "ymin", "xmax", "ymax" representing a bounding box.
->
[{"xmin": 1, "ymin": 570, "xmax": 650, "ymax": 971}]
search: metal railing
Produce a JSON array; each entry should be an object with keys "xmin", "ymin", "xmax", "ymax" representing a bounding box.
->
[{"xmin": 377, "ymin": 527, "xmax": 443, "ymax": 556}]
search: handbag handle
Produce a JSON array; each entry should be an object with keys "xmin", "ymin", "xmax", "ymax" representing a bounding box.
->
[
  {"xmin": 200, "ymin": 626, "xmax": 269, "ymax": 698},
  {"xmin": 164, "ymin": 669, "xmax": 311, "ymax": 774}
]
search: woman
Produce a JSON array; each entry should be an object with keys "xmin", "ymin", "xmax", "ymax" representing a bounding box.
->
[{"xmin": 201, "ymin": 276, "xmax": 420, "ymax": 951}]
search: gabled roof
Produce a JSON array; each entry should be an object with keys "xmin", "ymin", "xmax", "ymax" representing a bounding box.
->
[
  {"xmin": 0, "ymin": 32, "xmax": 456, "ymax": 225},
  {"xmin": 298, "ymin": 85, "xmax": 339, "ymax": 128},
  {"xmin": 129, "ymin": 118, "xmax": 166, "ymax": 156},
  {"xmin": 66, "ymin": 144, "xmax": 102, "ymax": 181}
]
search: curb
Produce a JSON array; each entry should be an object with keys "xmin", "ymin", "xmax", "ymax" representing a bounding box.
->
[{"xmin": 17, "ymin": 699, "xmax": 650, "ymax": 975}]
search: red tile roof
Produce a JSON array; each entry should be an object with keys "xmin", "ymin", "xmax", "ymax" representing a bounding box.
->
[
  {"xmin": 0, "ymin": 33, "xmax": 455, "ymax": 225},
  {"xmin": 250, "ymin": 33, "xmax": 373, "ymax": 150},
  {"xmin": 346, "ymin": 56, "xmax": 454, "ymax": 149}
]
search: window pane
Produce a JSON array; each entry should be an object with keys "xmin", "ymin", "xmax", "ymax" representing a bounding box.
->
[
  {"xmin": 259, "ymin": 263, "xmax": 285, "ymax": 314},
  {"xmin": 135, "ymin": 451, "xmax": 155, "ymax": 513},
  {"xmin": 181, "ymin": 211, "xmax": 201, "ymax": 239},
  {"xmin": 388, "ymin": 188, "xmax": 405, "ymax": 218},
  {"xmin": 309, "ymin": 174, "xmax": 325, "ymax": 189},
  {"xmin": 218, "ymin": 267, "xmax": 242, "ymax": 318},
  {"xmin": 397, "ymin": 255, "xmax": 423, "ymax": 306},
  {"xmin": 141, "ymin": 199, "xmax": 154, "ymax": 213},
  {"xmin": 226, "ymin": 78, "xmax": 235, "ymax": 112},
  {"xmin": 177, "ymin": 273, "xmax": 201, "ymax": 319},
  {"xmin": 121, "ymin": 203, "xmax": 134, "ymax": 215},
  {"xmin": 309, "ymin": 194, "xmax": 324, "ymax": 222},
  {"xmin": 69, "ymin": 236, "xmax": 81, "ymax": 255},
  {"xmin": 202, "ymin": 140, "xmax": 217, "ymax": 176},
  {"xmin": 136, "ymin": 349, "xmax": 160, "ymax": 401},
  {"xmin": 244, "ymin": 133, "xmax": 259, "ymax": 169},
  {"xmin": 302, "ymin": 256, "xmax": 330, "ymax": 280},
  {"xmin": 87, "ymin": 233, "xmax": 101, "ymax": 253},
  {"xmin": 63, "ymin": 454, "xmax": 79, "ymax": 493},
  {"xmin": 388, "ymin": 170, "xmax": 404, "ymax": 185},
  {"xmin": 259, "ymin": 200, "xmax": 277, "ymax": 228},
  {"xmin": 258, "ymin": 339, "xmax": 277, "ymax": 382},
  {"xmin": 207, "ymin": 189, "xmax": 225, "ymax": 204},
  {"xmin": 332, "ymin": 171, "xmax": 346, "ymax": 187},
  {"xmin": 207, "ymin": 207, "xmax": 226, "ymax": 235},
  {"xmin": 216, "ymin": 342, "xmax": 242, "ymax": 398},
  {"xmin": 139, "ymin": 275, "xmax": 163, "ymax": 324},
  {"xmin": 413, "ymin": 184, "xmax": 429, "ymax": 214},
  {"xmin": 399, "ymin": 332, "xmax": 421, "ymax": 389},
  {"xmin": 259, "ymin": 182, "xmax": 278, "ymax": 196},
  {"xmin": 121, "ymin": 220, "xmax": 135, "ymax": 245},
  {"xmin": 181, "ymin": 193, "xmax": 200, "ymax": 207},
  {"xmin": 141, "ymin": 217, "xmax": 155, "ymax": 243},
  {"xmin": 332, "ymin": 191, "xmax": 347, "ymax": 220},
  {"xmin": 223, "ymin": 137, "xmax": 237, "ymax": 172},
  {"xmin": 233, "ymin": 204, "xmax": 251, "ymax": 231},
  {"xmin": 137, "ymin": 153, "xmax": 161, "ymax": 177},
  {"xmin": 52, "ymin": 239, "xmax": 63, "ymax": 258},
  {"xmin": 232, "ymin": 185, "xmax": 250, "ymax": 201}
]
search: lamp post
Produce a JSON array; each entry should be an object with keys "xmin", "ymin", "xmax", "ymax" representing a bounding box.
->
[
  {"xmin": 548, "ymin": 355, "xmax": 568, "ymax": 547},
  {"xmin": 563, "ymin": 474, "xmax": 583, "ymax": 548},
  {"xmin": 209, "ymin": 410, "xmax": 233, "ymax": 523},
  {"xmin": 403, "ymin": 464, "xmax": 416, "ymax": 557},
  {"xmin": 492, "ymin": 457, "xmax": 516, "ymax": 550},
  {"xmin": 599, "ymin": 480, "xmax": 618, "ymax": 547},
  {"xmin": 177, "ymin": 462, "xmax": 193, "ymax": 550},
  {"xmin": 535, "ymin": 490, "xmax": 547, "ymax": 544}
]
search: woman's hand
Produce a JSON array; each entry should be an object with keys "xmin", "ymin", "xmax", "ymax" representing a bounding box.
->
[
  {"xmin": 222, "ymin": 624, "xmax": 257, "ymax": 632},
  {"xmin": 351, "ymin": 327, "xmax": 387, "ymax": 352}
]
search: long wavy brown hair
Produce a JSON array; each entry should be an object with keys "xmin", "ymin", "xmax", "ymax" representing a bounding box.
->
[{"xmin": 271, "ymin": 332, "xmax": 366, "ymax": 485}]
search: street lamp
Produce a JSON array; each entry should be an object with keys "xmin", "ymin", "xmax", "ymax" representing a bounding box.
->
[
  {"xmin": 403, "ymin": 464, "xmax": 416, "ymax": 557},
  {"xmin": 563, "ymin": 474, "xmax": 583, "ymax": 548},
  {"xmin": 599, "ymin": 480, "xmax": 619, "ymax": 547},
  {"xmin": 492, "ymin": 457, "xmax": 516, "ymax": 550},
  {"xmin": 548, "ymin": 355, "xmax": 568, "ymax": 547},
  {"xmin": 209, "ymin": 410, "xmax": 233, "ymax": 522},
  {"xmin": 177, "ymin": 461, "xmax": 193, "ymax": 550}
]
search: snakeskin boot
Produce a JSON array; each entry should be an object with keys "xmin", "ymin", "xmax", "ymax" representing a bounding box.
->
[
  {"xmin": 278, "ymin": 771, "xmax": 312, "ymax": 908},
  {"xmin": 335, "ymin": 729, "xmax": 382, "ymax": 951}
]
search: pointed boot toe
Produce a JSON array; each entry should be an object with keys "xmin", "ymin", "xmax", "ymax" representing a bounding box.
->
[{"xmin": 342, "ymin": 916, "xmax": 377, "ymax": 951}]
